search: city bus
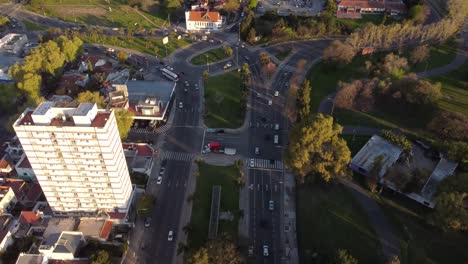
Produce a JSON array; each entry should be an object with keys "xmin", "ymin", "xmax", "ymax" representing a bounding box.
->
[{"xmin": 160, "ymin": 67, "xmax": 179, "ymax": 82}]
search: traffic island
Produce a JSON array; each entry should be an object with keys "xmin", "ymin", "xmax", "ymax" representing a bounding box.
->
[
  {"xmin": 190, "ymin": 46, "xmax": 233, "ymax": 65},
  {"xmin": 203, "ymin": 71, "xmax": 246, "ymax": 129},
  {"xmin": 186, "ymin": 162, "xmax": 242, "ymax": 253}
]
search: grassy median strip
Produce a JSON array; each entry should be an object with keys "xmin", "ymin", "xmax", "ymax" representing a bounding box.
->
[
  {"xmin": 22, "ymin": 20, "xmax": 48, "ymax": 31},
  {"xmin": 204, "ymin": 71, "xmax": 245, "ymax": 128},
  {"xmin": 191, "ymin": 47, "xmax": 229, "ymax": 65},
  {"xmin": 80, "ymin": 35, "xmax": 190, "ymax": 58},
  {"xmin": 187, "ymin": 162, "xmax": 241, "ymax": 252},
  {"xmin": 297, "ymin": 184, "xmax": 381, "ymax": 263}
]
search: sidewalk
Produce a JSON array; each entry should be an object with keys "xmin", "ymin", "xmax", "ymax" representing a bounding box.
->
[{"xmin": 282, "ymin": 172, "xmax": 299, "ymax": 264}]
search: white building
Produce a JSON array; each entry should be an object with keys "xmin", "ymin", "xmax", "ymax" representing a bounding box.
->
[
  {"xmin": 0, "ymin": 186, "xmax": 17, "ymax": 214},
  {"xmin": 13, "ymin": 102, "xmax": 134, "ymax": 217},
  {"xmin": 185, "ymin": 11, "xmax": 224, "ymax": 31}
]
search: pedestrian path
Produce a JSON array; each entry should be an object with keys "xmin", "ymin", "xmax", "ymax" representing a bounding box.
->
[
  {"xmin": 160, "ymin": 151, "xmax": 197, "ymax": 162},
  {"xmin": 248, "ymin": 158, "xmax": 284, "ymax": 170}
]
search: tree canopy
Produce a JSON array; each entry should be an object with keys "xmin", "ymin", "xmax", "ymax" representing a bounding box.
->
[
  {"xmin": 114, "ymin": 109, "xmax": 134, "ymax": 140},
  {"xmin": 334, "ymin": 249, "xmax": 358, "ymax": 264},
  {"xmin": 90, "ymin": 250, "xmax": 112, "ymax": 264},
  {"xmin": 428, "ymin": 111, "xmax": 468, "ymax": 141},
  {"xmin": 297, "ymin": 79, "xmax": 311, "ymax": 121},
  {"xmin": 74, "ymin": 91, "xmax": 106, "ymax": 108},
  {"xmin": 285, "ymin": 114, "xmax": 351, "ymax": 183},
  {"xmin": 323, "ymin": 40, "xmax": 355, "ymax": 65},
  {"xmin": 189, "ymin": 237, "xmax": 242, "ymax": 264}
]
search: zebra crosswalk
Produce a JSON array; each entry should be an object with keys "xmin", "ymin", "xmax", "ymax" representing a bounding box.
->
[
  {"xmin": 248, "ymin": 158, "xmax": 284, "ymax": 170},
  {"xmin": 160, "ymin": 151, "xmax": 197, "ymax": 162},
  {"xmin": 130, "ymin": 124, "xmax": 171, "ymax": 134}
]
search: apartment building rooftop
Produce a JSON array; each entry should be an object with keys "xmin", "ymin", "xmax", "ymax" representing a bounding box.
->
[{"xmin": 15, "ymin": 102, "xmax": 112, "ymax": 128}]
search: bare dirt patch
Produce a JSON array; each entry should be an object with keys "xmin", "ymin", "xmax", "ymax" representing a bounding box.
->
[{"xmin": 54, "ymin": 6, "xmax": 107, "ymax": 17}]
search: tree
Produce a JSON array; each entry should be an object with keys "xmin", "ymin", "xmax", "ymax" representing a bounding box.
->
[
  {"xmin": 437, "ymin": 172, "xmax": 468, "ymax": 194},
  {"xmin": 409, "ymin": 5, "xmax": 425, "ymax": 23},
  {"xmin": 382, "ymin": 53, "xmax": 408, "ymax": 79},
  {"xmin": 323, "ymin": 40, "xmax": 355, "ymax": 65},
  {"xmin": 240, "ymin": 63, "xmax": 251, "ymax": 85},
  {"xmin": 114, "ymin": 109, "xmax": 134, "ymax": 140},
  {"xmin": 90, "ymin": 250, "xmax": 112, "ymax": 264},
  {"xmin": 204, "ymin": 237, "xmax": 242, "ymax": 264},
  {"xmin": 386, "ymin": 255, "xmax": 401, "ymax": 264},
  {"xmin": 297, "ymin": 80, "xmax": 311, "ymax": 121},
  {"xmin": 335, "ymin": 80, "xmax": 361, "ymax": 109},
  {"xmin": 247, "ymin": 28, "xmax": 256, "ymax": 44},
  {"xmin": 259, "ymin": 52, "xmax": 270, "ymax": 66},
  {"xmin": 428, "ymin": 111, "xmax": 468, "ymax": 141},
  {"xmin": 248, "ymin": 0, "xmax": 258, "ymax": 9},
  {"xmin": 224, "ymin": 0, "xmax": 240, "ymax": 11},
  {"xmin": 410, "ymin": 45, "xmax": 429, "ymax": 64},
  {"xmin": 202, "ymin": 70, "xmax": 209, "ymax": 81},
  {"xmin": 432, "ymin": 192, "xmax": 468, "ymax": 231},
  {"xmin": 166, "ymin": 0, "xmax": 181, "ymax": 9},
  {"xmin": 334, "ymin": 249, "xmax": 358, "ymax": 264},
  {"xmin": 117, "ymin": 50, "xmax": 129, "ymax": 64},
  {"xmin": 190, "ymin": 247, "xmax": 209, "ymax": 264},
  {"xmin": 392, "ymin": 77, "xmax": 442, "ymax": 105},
  {"xmin": 285, "ymin": 114, "xmax": 351, "ymax": 182},
  {"xmin": 74, "ymin": 91, "xmax": 106, "ymax": 108},
  {"xmin": 223, "ymin": 45, "xmax": 233, "ymax": 57}
]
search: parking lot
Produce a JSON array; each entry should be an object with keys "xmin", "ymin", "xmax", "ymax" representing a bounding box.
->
[{"xmin": 257, "ymin": 0, "xmax": 326, "ymax": 16}]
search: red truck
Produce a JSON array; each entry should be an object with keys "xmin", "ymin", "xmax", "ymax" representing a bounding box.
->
[{"xmin": 203, "ymin": 141, "xmax": 236, "ymax": 155}]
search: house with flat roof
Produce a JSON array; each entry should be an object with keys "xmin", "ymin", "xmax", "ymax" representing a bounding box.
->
[
  {"xmin": 108, "ymin": 75, "xmax": 176, "ymax": 123},
  {"xmin": 351, "ymin": 135, "xmax": 458, "ymax": 208},
  {"xmin": 0, "ymin": 34, "xmax": 28, "ymax": 55},
  {"xmin": 39, "ymin": 231, "xmax": 85, "ymax": 260}
]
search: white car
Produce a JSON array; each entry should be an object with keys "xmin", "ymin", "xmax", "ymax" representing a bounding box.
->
[
  {"xmin": 269, "ymin": 200, "xmax": 274, "ymax": 211},
  {"xmin": 263, "ymin": 245, "xmax": 269, "ymax": 256},
  {"xmin": 168, "ymin": 230, "xmax": 174, "ymax": 241},
  {"xmin": 268, "ymin": 100, "xmax": 272, "ymax": 106},
  {"xmin": 179, "ymin": 102, "xmax": 183, "ymax": 108},
  {"xmin": 274, "ymin": 91, "xmax": 279, "ymax": 97},
  {"xmin": 250, "ymin": 158, "xmax": 255, "ymax": 167},
  {"xmin": 274, "ymin": 124, "xmax": 280, "ymax": 131},
  {"xmin": 156, "ymin": 176, "xmax": 162, "ymax": 184}
]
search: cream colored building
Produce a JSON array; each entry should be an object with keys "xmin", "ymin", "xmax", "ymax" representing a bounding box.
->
[{"xmin": 13, "ymin": 102, "xmax": 133, "ymax": 216}]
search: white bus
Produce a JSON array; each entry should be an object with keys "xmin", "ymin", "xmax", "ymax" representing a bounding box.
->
[{"xmin": 160, "ymin": 67, "xmax": 179, "ymax": 82}]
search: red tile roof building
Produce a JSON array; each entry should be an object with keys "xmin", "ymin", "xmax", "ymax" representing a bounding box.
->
[
  {"xmin": 337, "ymin": 0, "xmax": 407, "ymax": 18},
  {"xmin": 185, "ymin": 11, "xmax": 224, "ymax": 31}
]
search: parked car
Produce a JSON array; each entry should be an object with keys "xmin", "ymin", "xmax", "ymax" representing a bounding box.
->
[
  {"xmin": 159, "ymin": 167, "xmax": 165, "ymax": 176},
  {"xmin": 268, "ymin": 200, "xmax": 274, "ymax": 211},
  {"xmin": 144, "ymin": 217, "xmax": 151, "ymax": 228},
  {"xmin": 263, "ymin": 245, "xmax": 269, "ymax": 256},
  {"xmin": 156, "ymin": 176, "xmax": 162, "ymax": 184},
  {"xmin": 255, "ymin": 147, "xmax": 260, "ymax": 155},
  {"xmin": 250, "ymin": 158, "xmax": 255, "ymax": 167},
  {"xmin": 168, "ymin": 231, "xmax": 174, "ymax": 241}
]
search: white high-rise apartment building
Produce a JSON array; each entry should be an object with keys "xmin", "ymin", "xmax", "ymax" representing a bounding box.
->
[{"xmin": 13, "ymin": 102, "xmax": 133, "ymax": 216}]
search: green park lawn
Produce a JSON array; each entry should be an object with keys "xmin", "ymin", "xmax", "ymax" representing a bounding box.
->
[
  {"xmin": 136, "ymin": 194, "xmax": 154, "ymax": 217},
  {"xmin": 337, "ymin": 14, "xmax": 397, "ymax": 31},
  {"xmin": 340, "ymin": 135, "xmax": 371, "ymax": 156},
  {"xmin": 371, "ymin": 191, "xmax": 468, "ymax": 264},
  {"xmin": 187, "ymin": 162, "xmax": 241, "ymax": 251},
  {"xmin": 430, "ymin": 61, "xmax": 468, "ymax": 116},
  {"xmin": 297, "ymin": 184, "xmax": 381, "ymax": 264},
  {"xmin": 25, "ymin": 0, "xmax": 166, "ymax": 28},
  {"xmin": 204, "ymin": 71, "xmax": 245, "ymax": 128},
  {"xmin": 191, "ymin": 47, "xmax": 231, "ymax": 65},
  {"xmin": 22, "ymin": 20, "xmax": 48, "ymax": 31},
  {"xmin": 80, "ymin": 34, "xmax": 190, "ymax": 58}
]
